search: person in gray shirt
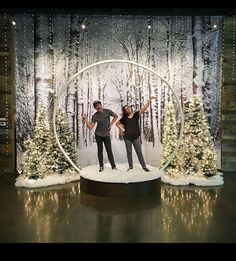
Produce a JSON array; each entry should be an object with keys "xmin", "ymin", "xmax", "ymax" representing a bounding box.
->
[{"xmin": 82, "ymin": 100, "xmax": 118, "ymax": 172}]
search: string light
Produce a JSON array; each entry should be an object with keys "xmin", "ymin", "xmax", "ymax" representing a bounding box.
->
[
  {"xmin": 220, "ymin": 15, "xmax": 225, "ymax": 148},
  {"xmin": 39, "ymin": 14, "xmax": 43, "ymax": 106},
  {"xmin": 85, "ymin": 17, "xmax": 89, "ymax": 65},
  {"xmin": 212, "ymin": 16, "xmax": 222, "ymax": 142},
  {"xmin": 57, "ymin": 14, "xmax": 62, "ymax": 98},
  {"xmin": 119, "ymin": 14, "xmax": 123, "ymax": 60},
  {"xmin": 22, "ymin": 15, "xmax": 28, "ymax": 105},
  {"xmin": 180, "ymin": 16, "xmax": 185, "ymax": 99},
  {"xmin": 14, "ymin": 14, "xmax": 19, "ymax": 132},
  {"xmin": 31, "ymin": 14, "xmax": 35, "ymax": 120},
  {"xmin": 104, "ymin": 16, "xmax": 107, "ymax": 60},
  {"xmin": 232, "ymin": 15, "xmax": 236, "ymax": 81},
  {"xmin": 49, "ymin": 13, "xmax": 55, "ymax": 98},
  {"xmin": 94, "ymin": 18, "xmax": 98, "ymax": 62},
  {"xmin": 4, "ymin": 13, "xmax": 9, "ymax": 157},
  {"xmin": 111, "ymin": 15, "xmax": 114, "ymax": 58}
]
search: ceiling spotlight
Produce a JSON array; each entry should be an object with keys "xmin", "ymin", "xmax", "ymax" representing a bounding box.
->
[
  {"xmin": 81, "ymin": 24, "xmax": 86, "ymax": 29},
  {"xmin": 12, "ymin": 21, "xmax": 16, "ymax": 26},
  {"xmin": 148, "ymin": 25, "xmax": 151, "ymax": 29},
  {"xmin": 213, "ymin": 24, "xmax": 217, "ymax": 28}
]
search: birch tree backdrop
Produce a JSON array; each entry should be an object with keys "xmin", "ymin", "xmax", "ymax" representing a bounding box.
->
[{"xmin": 14, "ymin": 14, "xmax": 223, "ymax": 168}]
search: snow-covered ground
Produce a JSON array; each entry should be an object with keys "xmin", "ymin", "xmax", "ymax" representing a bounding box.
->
[
  {"xmin": 15, "ymin": 169, "xmax": 80, "ymax": 188},
  {"xmin": 80, "ymin": 163, "xmax": 162, "ymax": 183},
  {"xmin": 161, "ymin": 172, "xmax": 224, "ymax": 186}
]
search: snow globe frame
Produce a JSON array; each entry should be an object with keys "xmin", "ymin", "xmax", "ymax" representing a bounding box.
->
[{"xmin": 52, "ymin": 59, "xmax": 184, "ymax": 173}]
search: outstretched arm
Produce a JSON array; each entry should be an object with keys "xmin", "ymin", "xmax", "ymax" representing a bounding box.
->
[
  {"xmin": 139, "ymin": 96, "xmax": 155, "ymax": 115},
  {"xmin": 116, "ymin": 120, "xmax": 125, "ymax": 132},
  {"xmin": 108, "ymin": 113, "xmax": 118, "ymax": 130},
  {"xmin": 81, "ymin": 113, "xmax": 95, "ymax": 130}
]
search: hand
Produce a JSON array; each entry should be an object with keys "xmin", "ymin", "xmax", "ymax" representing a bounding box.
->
[{"xmin": 81, "ymin": 113, "xmax": 87, "ymax": 120}]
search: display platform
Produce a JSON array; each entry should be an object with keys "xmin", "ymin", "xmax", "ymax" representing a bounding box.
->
[{"xmin": 80, "ymin": 163, "xmax": 162, "ymax": 198}]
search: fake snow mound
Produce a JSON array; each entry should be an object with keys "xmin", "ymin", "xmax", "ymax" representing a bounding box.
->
[
  {"xmin": 15, "ymin": 169, "xmax": 80, "ymax": 188},
  {"xmin": 161, "ymin": 172, "xmax": 224, "ymax": 186},
  {"xmin": 80, "ymin": 163, "xmax": 162, "ymax": 183}
]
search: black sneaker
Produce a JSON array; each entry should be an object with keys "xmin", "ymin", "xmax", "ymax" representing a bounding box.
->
[
  {"xmin": 143, "ymin": 167, "xmax": 150, "ymax": 172},
  {"xmin": 127, "ymin": 167, "xmax": 133, "ymax": 172},
  {"xmin": 99, "ymin": 167, "xmax": 104, "ymax": 172},
  {"xmin": 112, "ymin": 166, "xmax": 118, "ymax": 170}
]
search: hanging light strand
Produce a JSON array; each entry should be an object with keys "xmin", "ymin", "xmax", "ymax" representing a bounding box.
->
[
  {"xmin": 104, "ymin": 15, "xmax": 107, "ymax": 60},
  {"xmin": 85, "ymin": 17, "xmax": 89, "ymax": 65},
  {"xmin": 22, "ymin": 15, "xmax": 28, "ymax": 94},
  {"xmin": 119, "ymin": 14, "xmax": 123, "ymax": 59},
  {"xmin": 94, "ymin": 17, "xmax": 98, "ymax": 62},
  {"xmin": 4, "ymin": 13, "xmax": 9, "ymax": 156},
  {"xmin": 49, "ymin": 13, "xmax": 54, "ymax": 91},
  {"xmin": 111, "ymin": 15, "xmax": 114, "ymax": 58},
  {"xmin": 232, "ymin": 15, "xmax": 236, "ymax": 81}
]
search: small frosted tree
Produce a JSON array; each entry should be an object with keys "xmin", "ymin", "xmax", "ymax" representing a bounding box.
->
[
  {"xmin": 19, "ymin": 105, "xmax": 79, "ymax": 179},
  {"xmin": 178, "ymin": 95, "xmax": 217, "ymax": 177},
  {"xmin": 160, "ymin": 93, "xmax": 179, "ymax": 174},
  {"xmin": 48, "ymin": 109, "xmax": 79, "ymax": 173},
  {"xmin": 20, "ymin": 104, "xmax": 52, "ymax": 179}
]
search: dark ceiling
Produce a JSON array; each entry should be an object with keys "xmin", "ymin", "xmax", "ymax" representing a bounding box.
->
[{"xmin": 1, "ymin": 8, "xmax": 236, "ymax": 16}]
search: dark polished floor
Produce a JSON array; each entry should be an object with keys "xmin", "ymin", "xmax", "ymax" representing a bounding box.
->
[{"xmin": 0, "ymin": 173, "xmax": 236, "ymax": 243}]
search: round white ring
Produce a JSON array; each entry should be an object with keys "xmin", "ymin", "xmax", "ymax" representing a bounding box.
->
[{"xmin": 53, "ymin": 59, "xmax": 184, "ymax": 172}]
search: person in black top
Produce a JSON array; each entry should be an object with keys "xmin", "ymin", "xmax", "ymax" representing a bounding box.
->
[
  {"xmin": 116, "ymin": 96, "xmax": 155, "ymax": 172},
  {"xmin": 82, "ymin": 100, "xmax": 118, "ymax": 172}
]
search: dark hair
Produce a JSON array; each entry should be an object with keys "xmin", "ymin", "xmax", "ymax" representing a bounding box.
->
[
  {"xmin": 93, "ymin": 100, "xmax": 101, "ymax": 109},
  {"xmin": 122, "ymin": 105, "xmax": 132, "ymax": 117}
]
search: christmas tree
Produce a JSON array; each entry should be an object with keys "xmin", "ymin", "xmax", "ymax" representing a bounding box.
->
[
  {"xmin": 160, "ymin": 92, "xmax": 179, "ymax": 175},
  {"xmin": 20, "ymin": 106, "xmax": 79, "ymax": 179},
  {"xmin": 48, "ymin": 109, "xmax": 79, "ymax": 173},
  {"xmin": 20, "ymin": 105, "xmax": 53, "ymax": 179},
  {"xmin": 177, "ymin": 95, "xmax": 217, "ymax": 177}
]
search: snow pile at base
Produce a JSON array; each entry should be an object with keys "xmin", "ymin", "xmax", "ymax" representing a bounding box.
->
[
  {"xmin": 15, "ymin": 169, "xmax": 80, "ymax": 188},
  {"xmin": 80, "ymin": 163, "xmax": 162, "ymax": 183},
  {"xmin": 161, "ymin": 171, "xmax": 224, "ymax": 186}
]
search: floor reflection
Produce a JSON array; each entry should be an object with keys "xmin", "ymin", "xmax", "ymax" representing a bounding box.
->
[
  {"xmin": 160, "ymin": 185, "xmax": 221, "ymax": 242},
  {"xmin": 15, "ymin": 180, "xmax": 222, "ymax": 242},
  {"xmin": 77, "ymin": 192, "xmax": 161, "ymax": 243},
  {"xmin": 16, "ymin": 182, "xmax": 80, "ymax": 242}
]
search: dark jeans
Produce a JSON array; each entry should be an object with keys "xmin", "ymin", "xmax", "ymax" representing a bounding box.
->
[
  {"xmin": 124, "ymin": 137, "xmax": 146, "ymax": 169},
  {"xmin": 95, "ymin": 135, "xmax": 116, "ymax": 168}
]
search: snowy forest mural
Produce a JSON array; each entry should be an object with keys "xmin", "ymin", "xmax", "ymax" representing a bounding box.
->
[{"xmin": 14, "ymin": 14, "xmax": 223, "ymax": 168}]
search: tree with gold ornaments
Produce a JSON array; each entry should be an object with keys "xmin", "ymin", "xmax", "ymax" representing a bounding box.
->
[
  {"xmin": 48, "ymin": 109, "xmax": 79, "ymax": 173},
  {"xmin": 160, "ymin": 92, "xmax": 179, "ymax": 175},
  {"xmin": 177, "ymin": 94, "xmax": 217, "ymax": 177},
  {"xmin": 19, "ymin": 104, "xmax": 53, "ymax": 179}
]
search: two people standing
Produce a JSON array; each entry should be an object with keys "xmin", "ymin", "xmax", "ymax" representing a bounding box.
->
[{"xmin": 82, "ymin": 97, "xmax": 155, "ymax": 172}]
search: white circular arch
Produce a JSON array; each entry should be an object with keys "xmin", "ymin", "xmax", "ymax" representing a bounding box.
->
[{"xmin": 53, "ymin": 59, "xmax": 184, "ymax": 173}]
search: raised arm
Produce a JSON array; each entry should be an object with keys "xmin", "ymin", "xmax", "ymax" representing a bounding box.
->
[
  {"xmin": 139, "ymin": 96, "xmax": 155, "ymax": 115},
  {"xmin": 81, "ymin": 113, "xmax": 95, "ymax": 130},
  {"xmin": 108, "ymin": 112, "xmax": 118, "ymax": 130}
]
